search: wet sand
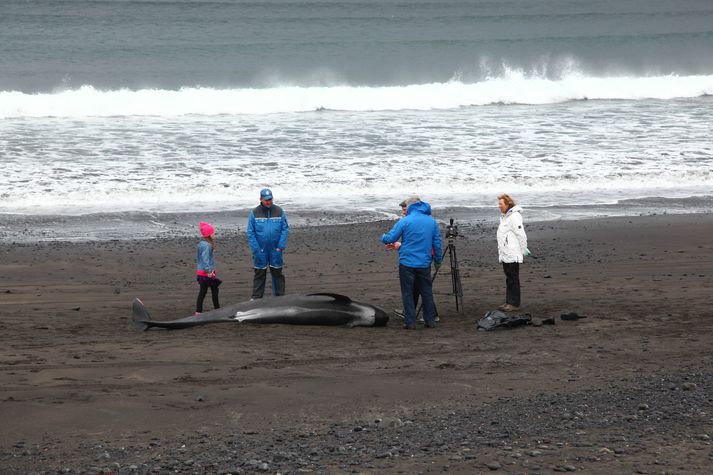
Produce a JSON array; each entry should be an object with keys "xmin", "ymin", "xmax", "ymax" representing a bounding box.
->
[{"xmin": 1, "ymin": 213, "xmax": 712, "ymax": 474}]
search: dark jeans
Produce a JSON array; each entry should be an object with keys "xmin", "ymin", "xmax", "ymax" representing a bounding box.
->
[
  {"xmin": 502, "ymin": 262, "xmax": 521, "ymax": 306},
  {"xmin": 252, "ymin": 267, "xmax": 286, "ymax": 298},
  {"xmin": 196, "ymin": 280, "xmax": 220, "ymax": 313},
  {"xmin": 399, "ymin": 264, "xmax": 436, "ymax": 327},
  {"xmin": 412, "ymin": 284, "xmax": 439, "ymax": 318}
]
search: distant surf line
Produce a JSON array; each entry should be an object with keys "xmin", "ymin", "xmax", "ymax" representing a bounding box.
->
[{"xmin": 2, "ymin": 72, "xmax": 712, "ymax": 118}]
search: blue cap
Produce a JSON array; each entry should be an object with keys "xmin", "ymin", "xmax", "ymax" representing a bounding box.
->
[{"xmin": 260, "ymin": 188, "xmax": 273, "ymax": 200}]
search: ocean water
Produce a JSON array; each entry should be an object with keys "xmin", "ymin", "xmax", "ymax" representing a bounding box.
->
[{"xmin": 1, "ymin": 0, "xmax": 712, "ymax": 239}]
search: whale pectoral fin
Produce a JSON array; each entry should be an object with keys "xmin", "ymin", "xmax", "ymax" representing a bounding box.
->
[
  {"xmin": 306, "ymin": 293, "xmax": 352, "ymax": 305},
  {"xmin": 232, "ymin": 309, "xmax": 261, "ymax": 322},
  {"xmin": 132, "ymin": 298, "xmax": 151, "ymax": 331}
]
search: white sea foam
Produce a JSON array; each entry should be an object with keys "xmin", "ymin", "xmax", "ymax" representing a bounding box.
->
[
  {"xmin": 3, "ymin": 179, "xmax": 712, "ymax": 217},
  {"xmin": 1, "ymin": 71, "xmax": 713, "ymax": 118},
  {"xmin": 1, "ymin": 87, "xmax": 711, "ymax": 217}
]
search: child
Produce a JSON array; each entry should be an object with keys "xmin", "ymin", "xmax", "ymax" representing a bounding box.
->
[{"xmin": 196, "ymin": 221, "xmax": 221, "ymax": 315}]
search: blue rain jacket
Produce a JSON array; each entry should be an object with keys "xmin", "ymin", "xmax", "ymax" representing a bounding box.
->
[
  {"xmin": 382, "ymin": 201, "xmax": 442, "ymax": 268},
  {"xmin": 247, "ymin": 204, "xmax": 289, "ymax": 269}
]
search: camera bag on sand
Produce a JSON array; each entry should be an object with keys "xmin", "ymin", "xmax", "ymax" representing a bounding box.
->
[{"xmin": 477, "ymin": 310, "xmax": 532, "ymax": 331}]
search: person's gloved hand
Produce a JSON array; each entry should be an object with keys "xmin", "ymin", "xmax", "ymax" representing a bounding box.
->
[{"xmin": 434, "ymin": 260, "xmax": 442, "ymax": 271}]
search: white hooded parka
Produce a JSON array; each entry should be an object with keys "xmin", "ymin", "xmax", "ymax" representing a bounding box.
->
[{"xmin": 497, "ymin": 205, "xmax": 528, "ymax": 263}]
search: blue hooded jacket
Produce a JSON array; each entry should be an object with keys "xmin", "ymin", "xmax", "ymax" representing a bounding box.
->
[
  {"xmin": 247, "ymin": 204, "xmax": 289, "ymax": 269},
  {"xmin": 381, "ymin": 201, "xmax": 443, "ymax": 268}
]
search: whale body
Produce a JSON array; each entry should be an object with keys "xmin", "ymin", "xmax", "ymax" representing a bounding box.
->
[{"xmin": 132, "ymin": 293, "xmax": 389, "ymax": 330}]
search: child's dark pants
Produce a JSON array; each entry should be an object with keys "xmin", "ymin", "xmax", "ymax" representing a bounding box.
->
[{"xmin": 196, "ymin": 277, "xmax": 221, "ymax": 312}]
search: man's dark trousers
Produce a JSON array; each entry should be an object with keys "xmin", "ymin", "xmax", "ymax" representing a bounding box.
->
[
  {"xmin": 252, "ymin": 267, "xmax": 286, "ymax": 298},
  {"xmin": 399, "ymin": 264, "xmax": 436, "ymax": 328},
  {"xmin": 502, "ymin": 262, "xmax": 520, "ymax": 306}
]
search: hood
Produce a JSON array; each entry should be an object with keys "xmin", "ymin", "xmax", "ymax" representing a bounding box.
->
[
  {"xmin": 407, "ymin": 200, "xmax": 432, "ymax": 216},
  {"xmin": 505, "ymin": 204, "xmax": 523, "ymax": 216}
]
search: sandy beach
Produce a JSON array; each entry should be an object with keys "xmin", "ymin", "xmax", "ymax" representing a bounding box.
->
[{"xmin": 1, "ymin": 213, "xmax": 712, "ymax": 474}]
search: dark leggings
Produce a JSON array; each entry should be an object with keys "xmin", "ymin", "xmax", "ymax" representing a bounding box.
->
[{"xmin": 196, "ymin": 281, "xmax": 220, "ymax": 313}]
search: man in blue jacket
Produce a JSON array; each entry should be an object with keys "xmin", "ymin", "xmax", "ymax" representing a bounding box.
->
[
  {"xmin": 382, "ymin": 196, "xmax": 442, "ymax": 329},
  {"xmin": 247, "ymin": 188, "xmax": 289, "ymax": 298}
]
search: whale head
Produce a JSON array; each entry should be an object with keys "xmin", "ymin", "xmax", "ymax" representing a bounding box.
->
[
  {"xmin": 354, "ymin": 302, "xmax": 389, "ymax": 327},
  {"xmin": 304, "ymin": 293, "xmax": 390, "ymax": 327},
  {"xmin": 371, "ymin": 305, "xmax": 389, "ymax": 326}
]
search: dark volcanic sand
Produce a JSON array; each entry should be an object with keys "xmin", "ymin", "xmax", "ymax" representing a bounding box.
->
[{"xmin": 1, "ymin": 214, "xmax": 712, "ymax": 474}]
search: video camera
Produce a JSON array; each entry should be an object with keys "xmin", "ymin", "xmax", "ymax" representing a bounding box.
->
[{"xmin": 445, "ymin": 218, "xmax": 459, "ymax": 240}]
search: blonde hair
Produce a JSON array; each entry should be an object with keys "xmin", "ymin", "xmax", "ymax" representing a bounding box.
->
[
  {"xmin": 497, "ymin": 193, "xmax": 516, "ymax": 210},
  {"xmin": 204, "ymin": 235, "xmax": 215, "ymax": 251}
]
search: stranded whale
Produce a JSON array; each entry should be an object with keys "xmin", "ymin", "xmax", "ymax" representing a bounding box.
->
[{"xmin": 132, "ymin": 293, "xmax": 389, "ymax": 330}]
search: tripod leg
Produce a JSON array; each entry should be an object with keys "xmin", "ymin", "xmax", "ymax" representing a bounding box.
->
[
  {"xmin": 448, "ymin": 242, "xmax": 463, "ymax": 312},
  {"xmin": 413, "ymin": 283, "xmax": 422, "ymax": 320},
  {"xmin": 418, "ymin": 248, "xmax": 448, "ymax": 319},
  {"xmin": 449, "ymin": 245, "xmax": 458, "ymax": 312}
]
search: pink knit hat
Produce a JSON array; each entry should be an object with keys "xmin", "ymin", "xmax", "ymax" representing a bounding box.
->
[{"xmin": 199, "ymin": 221, "xmax": 215, "ymax": 238}]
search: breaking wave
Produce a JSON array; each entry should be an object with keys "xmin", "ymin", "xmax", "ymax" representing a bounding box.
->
[{"xmin": 2, "ymin": 71, "xmax": 712, "ymax": 118}]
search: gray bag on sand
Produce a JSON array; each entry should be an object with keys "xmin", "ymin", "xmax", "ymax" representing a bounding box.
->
[{"xmin": 477, "ymin": 310, "xmax": 532, "ymax": 331}]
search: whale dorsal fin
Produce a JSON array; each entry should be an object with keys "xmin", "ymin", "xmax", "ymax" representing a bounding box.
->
[{"xmin": 307, "ymin": 293, "xmax": 352, "ymax": 305}]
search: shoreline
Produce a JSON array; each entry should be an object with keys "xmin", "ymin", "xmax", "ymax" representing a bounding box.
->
[{"xmin": 1, "ymin": 194, "xmax": 711, "ymax": 243}]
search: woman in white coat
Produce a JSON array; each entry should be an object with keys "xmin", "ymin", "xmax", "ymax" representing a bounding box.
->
[{"xmin": 496, "ymin": 194, "xmax": 528, "ymax": 311}]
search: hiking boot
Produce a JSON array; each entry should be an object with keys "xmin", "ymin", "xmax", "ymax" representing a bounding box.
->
[
  {"xmin": 500, "ymin": 304, "xmax": 519, "ymax": 312},
  {"xmin": 424, "ymin": 321, "xmax": 436, "ymax": 328},
  {"xmin": 497, "ymin": 303, "xmax": 509, "ymax": 311}
]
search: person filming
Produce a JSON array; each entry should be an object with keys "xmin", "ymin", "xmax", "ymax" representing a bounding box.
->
[{"xmin": 381, "ymin": 196, "xmax": 442, "ymax": 329}]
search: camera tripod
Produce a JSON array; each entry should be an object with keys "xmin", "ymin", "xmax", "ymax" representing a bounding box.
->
[{"xmin": 415, "ymin": 218, "xmax": 464, "ymax": 317}]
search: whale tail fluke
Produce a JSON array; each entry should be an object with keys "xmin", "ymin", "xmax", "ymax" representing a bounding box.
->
[{"xmin": 132, "ymin": 298, "xmax": 152, "ymax": 331}]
